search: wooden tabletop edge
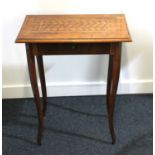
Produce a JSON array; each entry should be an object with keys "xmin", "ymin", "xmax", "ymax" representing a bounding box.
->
[
  {"xmin": 123, "ymin": 15, "xmax": 132, "ymax": 42},
  {"xmin": 15, "ymin": 38, "xmax": 132, "ymax": 43}
]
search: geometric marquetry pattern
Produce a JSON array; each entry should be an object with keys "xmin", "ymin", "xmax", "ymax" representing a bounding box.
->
[
  {"xmin": 25, "ymin": 16, "xmax": 124, "ymax": 33},
  {"xmin": 16, "ymin": 15, "xmax": 131, "ymax": 43}
]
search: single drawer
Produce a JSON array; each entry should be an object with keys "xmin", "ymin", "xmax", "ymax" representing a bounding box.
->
[{"xmin": 35, "ymin": 43, "xmax": 110, "ymax": 55}]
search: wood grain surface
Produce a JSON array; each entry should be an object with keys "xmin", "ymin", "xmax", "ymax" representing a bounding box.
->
[{"xmin": 16, "ymin": 14, "xmax": 131, "ymax": 43}]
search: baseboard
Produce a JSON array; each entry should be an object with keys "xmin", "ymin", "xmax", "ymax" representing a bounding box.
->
[{"xmin": 2, "ymin": 80, "xmax": 153, "ymax": 99}]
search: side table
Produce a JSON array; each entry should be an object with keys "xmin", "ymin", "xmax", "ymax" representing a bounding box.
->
[{"xmin": 16, "ymin": 14, "xmax": 131, "ymax": 145}]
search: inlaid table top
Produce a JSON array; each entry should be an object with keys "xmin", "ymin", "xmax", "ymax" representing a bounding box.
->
[{"xmin": 16, "ymin": 14, "xmax": 131, "ymax": 43}]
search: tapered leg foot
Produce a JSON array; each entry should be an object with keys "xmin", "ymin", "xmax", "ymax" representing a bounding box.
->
[
  {"xmin": 26, "ymin": 44, "xmax": 44, "ymax": 145},
  {"xmin": 106, "ymin": 43, "xmax": 122, "ymax": 144},
  {"xmin": 112, "ymin": 139, "xmax": 115, "ymax": 145},
  {"xmin": 37, "ymin": 124, "xmax": 43, "ymax": 145}
]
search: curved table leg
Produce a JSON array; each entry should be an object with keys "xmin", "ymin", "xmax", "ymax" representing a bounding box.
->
[
  {"xmin": 107, "ymin": 43, "xmax": 122, "ymax": 144},
  {"xmin": 26, "ymin": 43, "xmax": 44, "ymax": 145},
  {"xmin": 36, "ymin": 55, "xmax": 48, "ymax": 116}
]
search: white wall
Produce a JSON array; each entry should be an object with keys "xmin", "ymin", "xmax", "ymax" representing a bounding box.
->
[{"xmin": 2, "ymin": 0, "xmax": 153, "ymax": 98}]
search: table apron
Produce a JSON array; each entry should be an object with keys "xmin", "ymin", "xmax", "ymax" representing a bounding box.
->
[{"xmin": 30, "ymin": 43, "xmax": 115, "ymax": 55}]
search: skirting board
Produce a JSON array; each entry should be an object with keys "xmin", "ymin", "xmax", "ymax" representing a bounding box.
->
[{"xmin": 2, "ymin": 80, "xmax": 153, "ymax": 99}]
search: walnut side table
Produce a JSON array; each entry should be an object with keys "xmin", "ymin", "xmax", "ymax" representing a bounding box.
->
[{"xmin": 15, "ymin": 14, "xmax": 131, "ymax": 145}]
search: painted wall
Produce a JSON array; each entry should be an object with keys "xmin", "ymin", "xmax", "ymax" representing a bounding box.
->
[{"xmin": 2, "ymin": 0, "xmax": 153, "ymax": 98}]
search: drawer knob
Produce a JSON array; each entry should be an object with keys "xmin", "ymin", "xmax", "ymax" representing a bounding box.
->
[{"xmin": 71, "ymin": 45, "xmax": 76, "ymax": 49}]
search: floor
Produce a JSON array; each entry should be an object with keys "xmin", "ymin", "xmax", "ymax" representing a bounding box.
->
[{"xmin": 2, "ymin": 95, "xmax": 153, "ymax": 155}]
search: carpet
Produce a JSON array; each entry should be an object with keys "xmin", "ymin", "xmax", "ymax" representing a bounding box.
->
[{"xmin": 2, "ymin": 95, "xmax": 153, "ymax": 155}]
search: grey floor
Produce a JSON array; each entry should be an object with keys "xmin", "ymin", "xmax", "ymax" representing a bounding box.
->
[{"xmin": 2, "ymin": 95, "xmax": 153, "ymax": 155}]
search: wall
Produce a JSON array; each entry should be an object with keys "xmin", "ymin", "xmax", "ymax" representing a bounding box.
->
[{"xmin": 2, "ymin": 0, "xmax": 153, "ymax": 98}]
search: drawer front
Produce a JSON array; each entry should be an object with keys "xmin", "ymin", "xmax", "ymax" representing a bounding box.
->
[{"xmin": 35, "ymin": 43, "xmax": 110, "ymax": 55}]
